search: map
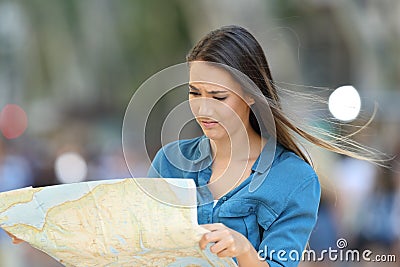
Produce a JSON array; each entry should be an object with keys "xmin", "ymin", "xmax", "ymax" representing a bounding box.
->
[{"xmin": 0, "ymin": 178, "xmax": 238, "ymax": 267}]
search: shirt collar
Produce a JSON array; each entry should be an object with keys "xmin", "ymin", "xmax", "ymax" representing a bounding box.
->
[
  {"xmin": 193, "ymin": 135, "xmax": 284, "ymax": 173},
  {"xmin": 252, "ymin": 138, "xmax": 284, "ymax": 173},
  {"xmin": 192, "ymin": 135, "xmax": 213, "ymax": 164}
]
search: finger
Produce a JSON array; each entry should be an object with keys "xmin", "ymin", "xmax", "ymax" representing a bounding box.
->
[
  {"xmin": 217, "ymin": 248, "xmax": 234, "ymax": 258},
  {"xmin": 12, "ymin": 237, "xmax": 24, "ymax": 244},
  {"xmin": 5, "ymin": 231, "xmax": 24, "ymax": 244},
  {"xmin": 199, "ymin": 228, "xmax": 230, "ymax": 250},
  {"xmin": 199, "ymin": 233, "xmax": 212, "ymax": 250},
  {"xmin": 5, "ymin": 231, "xmax": 15, "ymax": 238},
  {"xmin": 199, "ymin": 231, "xmax": 221, "ymax": 250},
  {"xmin": 200, "ymin": 223, "xmax": 226, "ymax": 232},
  {"xmin": 209, "ymin": 235, "xmax": 234, "ymax": 254}
]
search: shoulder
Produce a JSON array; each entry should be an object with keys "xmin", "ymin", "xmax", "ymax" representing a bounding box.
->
[
  {"xmin": 270, "ymin": 144, "xmax": 318, "ymax": 187},
  {"xmin": 155, "ymin": 135, "xmax": 207, "ymax": 161},
  {"xmin": 253, "ymin": 144, "xmax": 320, "ymax": 215},
  {"xmin": 147, "ymin": 136, "xmax": 209, "ymax": 177}
]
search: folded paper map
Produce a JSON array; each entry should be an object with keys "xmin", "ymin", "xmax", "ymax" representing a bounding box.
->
[{"xmin": 0, "ymin": 178, "xmax": 238, "ymax": 267}]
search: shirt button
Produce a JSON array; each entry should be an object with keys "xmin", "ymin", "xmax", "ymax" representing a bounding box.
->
[{"xmin": 222, "ymin": 196, "xmax": 227, "ymax": 201}]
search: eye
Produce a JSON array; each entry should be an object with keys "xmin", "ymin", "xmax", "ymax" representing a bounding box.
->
[
  {"xmin": 189, "ymin": 91, "xmax": 201, "ymax": 96},
  {"xmin": 213, "ymin": 96, "xmax": 227, "ymax": 101}
]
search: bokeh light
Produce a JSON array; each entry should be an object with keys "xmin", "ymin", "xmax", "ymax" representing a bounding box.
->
[
  {"xmin": 0, "ymin": 104, "xmax": 28, "ymax": 139},
  {"xmin": 55, "ymin": 152, "xmax": 88, "ymax": 184},
  {"xmin": 328, "ymin": 85, "xmax": 361, "ymax": 122}
]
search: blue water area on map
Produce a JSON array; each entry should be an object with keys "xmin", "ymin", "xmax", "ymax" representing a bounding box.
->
[{"xmin": 109, "ymin": 246, "xmax": 119, "ymax": 255}]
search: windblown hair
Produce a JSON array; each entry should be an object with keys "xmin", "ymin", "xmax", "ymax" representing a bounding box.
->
[{"xmin": 186, "ymin": 25, "xmax": 385, "ymax": 167}]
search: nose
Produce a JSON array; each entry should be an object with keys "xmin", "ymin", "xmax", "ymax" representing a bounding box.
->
[
  {"xmin": 199, "ymin": 97, "xmax": 213, "ymax": 116},
  {"xmin": 190, "ymin": 97, "xmax": 214, "ymax": 117}
]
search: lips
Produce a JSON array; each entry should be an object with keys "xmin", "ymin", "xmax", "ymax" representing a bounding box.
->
[{"xmin": 200, "ymin": 120, "xmax": 219, "ymax": 128}]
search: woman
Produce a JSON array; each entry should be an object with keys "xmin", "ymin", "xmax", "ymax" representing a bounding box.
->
[
  {"xmin": 7, "ymin": 25, "xmax": 378, "ymax": 266},
  {"xmin": 147, "ymin": 25, "xmax": 381, "ymax": 266}
]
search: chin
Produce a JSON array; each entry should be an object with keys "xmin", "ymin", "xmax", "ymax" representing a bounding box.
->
[{"xmin": 202, "ymin": 129, "xmax": 227, "ymax": 141}]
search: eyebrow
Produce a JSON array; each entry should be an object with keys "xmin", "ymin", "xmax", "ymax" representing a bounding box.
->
[{"xmin": 188, "ymin": 84, "xmax": 228, "ymax": 94}]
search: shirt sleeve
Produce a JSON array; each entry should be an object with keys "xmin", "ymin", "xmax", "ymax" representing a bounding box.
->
[
  {"xmin": 258, "ymin": 175, "xmax": 321, "ymax": 267},
  {"xmin": 146, "ymin": 148, "xmax": 164, "ymax": 178}
]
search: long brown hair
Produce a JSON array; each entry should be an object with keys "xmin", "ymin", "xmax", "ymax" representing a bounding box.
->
[{"xmin": 186, "ymin": 25, "xmax": 386, "ymax": 167}]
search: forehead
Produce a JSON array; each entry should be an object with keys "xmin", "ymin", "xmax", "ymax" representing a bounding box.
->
[{"xmin": 189, "ymin": 62, "xmax": 242, "ymax": 92}]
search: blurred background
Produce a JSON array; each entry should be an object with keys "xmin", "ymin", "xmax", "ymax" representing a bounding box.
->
[{"xmin": 0, "ymin": 0, "xmax": 399, "ymax": 266}]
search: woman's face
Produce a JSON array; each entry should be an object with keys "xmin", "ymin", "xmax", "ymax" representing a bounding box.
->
[{"xmin": 188, "ymin": 62, "xmax": 254, "ymax": 141}]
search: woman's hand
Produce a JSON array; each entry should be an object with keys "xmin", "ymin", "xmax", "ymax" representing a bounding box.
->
[
  {"xmin": 5, "ymin": 231, "xmax": 24, "ymax": 244},
  {"xmin": 199, "ymin": 223, "xmax": 270, "ymax": 267},
  {"xmin": 199, "ymin": 223, "xmax": 252, "ymax": 258}
]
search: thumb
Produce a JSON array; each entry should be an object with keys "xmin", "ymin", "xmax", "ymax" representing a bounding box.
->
[{"xmin": 4, "ymin": 231, "xmax": 24, "ymax": 244}]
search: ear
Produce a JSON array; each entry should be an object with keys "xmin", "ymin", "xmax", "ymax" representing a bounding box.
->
[{"xmin": 245, "ymin": 95, "xmax": 255, "ymax": 106}]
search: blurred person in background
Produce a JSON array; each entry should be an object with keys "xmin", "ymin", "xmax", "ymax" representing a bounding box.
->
[{"xmin": 332, "ymin": 154, "xmax": 377, "ymax": 243}]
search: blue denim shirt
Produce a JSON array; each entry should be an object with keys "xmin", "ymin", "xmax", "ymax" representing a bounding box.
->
[{"xmin": 147, "ymin": 135, "xmax": 320, "ymax": 266}]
